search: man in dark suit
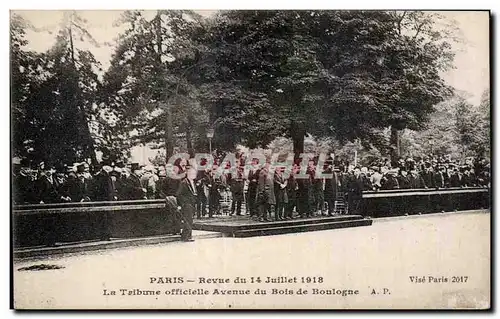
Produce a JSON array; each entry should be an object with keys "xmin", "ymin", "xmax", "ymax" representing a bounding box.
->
[
  {"xmin": 67, "ymin": 163, "xmax": 91, "ymax": 202},
  {"xmin": 433, "ymin": 166, "xmax": 446, "ymax": 189},
  {"xmin": 36, "ymin": 164, "xmax": 63, "ymax": 245},
  {"xmin": 257, "ymin": 161, "xmax": 276, "ymax": 222},
  {"xmin": 347, "ymin": 167, "xmax": 366, "ymax": 215},
  {"xmin": 230, "ymin": 167, "xmax": 245, "ymax": 216},
  {"xmin": 420, "ymin": 162, "xmax": 434, "ymax": 188},
  {"xmin": 408, "ymin": 169, "xmax": 426, "ymax": 189},
  {"xmin": 37, "ymin": 165, "xmax": 63, "ymax": 204},
  {"xmin": 297, "ymin": 162, "xmax": 312, "ymax": 218},
  {"xmin": 324, "ymin": 165, "xmax": 341, "ymax": 216},
  {"xmin": 286, "ymin": 165, "xmax": 299, "ymax": 219},
  {"xmin": 273, "ymin": 167, "xmax": 288, "ymax": 221},
  {"xmin": 13, "ymin": 160, "xmax": 36, "ymax": 204},
  {"xmin": 91, "ymin": 163, "xmax": 118, "ymax": 201},
  {"xmin": 176, "ymin": 167, "xmax": 198, "ymax": 242},
  {"xmin": 90, "ymin": 162, "xmax": 117, "ymax": 241},
  {"xmin": 195, "ymin": 168, "xmax": 209, "ymax": 218},
  {"xmin": 246, "ymin": 158, "xmax": 260, "ymax": 217},
  {"xmin": 207, "ymin": 165, "xmax": 223, "ymax": 218},
  {"xmin": 124, "ymin": 163, "xmax": 147, "ymax": 199},
  {"xmin": 462, "ymin": 166, "xmax": 477, "ymax": 187},
  {"xmin": 397, "ymin": 169, "xmax": 412, "ymax": 189}
]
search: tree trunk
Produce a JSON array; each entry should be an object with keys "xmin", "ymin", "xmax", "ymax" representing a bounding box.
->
[
  {"xmin": 155, "ymin": 12, "xmax": 174, "ymax": 160},
  {"xmin": 186, "ymin": 125, "xmax": 194, "ymax": 158},
  {"xmin": 291, "ymin": 120, "xmax": 306, "ymax": 161},
  {"xmin": 390, "ymin": 126, "xmax": 400, "ymax": 166},
  {"xmin": 165, "ymin": 105, "xmax": 174, "ymax": 159},
  {"xmin": 69, "ymin": 21, "xmax": 96, "ymax": 165},
  {"xmin": 68, "ymin": 24, "xmax": 76, "ymax": 67},
  {"xmin": 154, "ymin": 12, "xmax": 162, "ymax": 66}
]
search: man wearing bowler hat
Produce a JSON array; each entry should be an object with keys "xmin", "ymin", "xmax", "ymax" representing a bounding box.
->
[{"xmin": 176, "ymin": 166, "xmax": 198, "ymax": 242}]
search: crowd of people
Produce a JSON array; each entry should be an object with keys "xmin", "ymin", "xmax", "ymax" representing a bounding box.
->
[{"xmin": 13, "ymin": 153, "xmax": 490, "ymax": 221}]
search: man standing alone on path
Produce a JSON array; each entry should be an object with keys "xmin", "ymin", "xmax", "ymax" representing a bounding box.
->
[{"xmin": 176, "ymin": 167, "xmax": 198, "ymax": 242}]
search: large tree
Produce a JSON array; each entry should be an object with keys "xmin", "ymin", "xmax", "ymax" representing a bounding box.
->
[
  {"xmin": 101, "ymin": 10, "xmax": 208, "ymax": 158},
  {"xmin": 11, "ymin": 13, "xmax": 43, "ymax": 160},
  {"xmin": 193, "ymin": 10, "xmax": 455, "ymax": 159},
  {"xmin": 11, "ymin": 11, "xmax": 102, "ymax": 165},
  {"xmin": 399, "ymin": 91, "xmax": 490, "ymax": 160}
]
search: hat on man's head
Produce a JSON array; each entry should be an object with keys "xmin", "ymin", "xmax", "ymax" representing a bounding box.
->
[
  {"xmin": 111, "ymin": 167, "xmax": 122, "ymax": 176},
  {"xmin": 386, "ymin": 169, "xmax": 398, "ymax": 176},
  {"xmin": 131, "ymin": 163, "xmax": 140, "ymax": 172},
  {"xmin": 101, "ymin": 157, "xmax": 112, "ymax": 166},
  {"xmin": 115, "ymin": 160, "xmax": 125, "ymax": 168},
  {"xmin": 54, "ymin": 162, "xmax": 65, "ymax": 172},
  {"xmin": 76, "ymin": 162, "xmax": 86, "ymax": 173},
  {"xmin": 13, "ymin": 163, "xmax": 22, "ymax": 172},
  {"xmin": 20, "ymin": 158, "xmax": 30, "ymax": 167}
]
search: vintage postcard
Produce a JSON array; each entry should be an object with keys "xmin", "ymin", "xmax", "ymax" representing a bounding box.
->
[{"xmin": 11, "ymin": 9, "xmax": 490, "ymax": 309}]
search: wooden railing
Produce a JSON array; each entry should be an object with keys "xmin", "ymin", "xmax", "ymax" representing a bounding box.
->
[
  {"xmin": 12, "ymin": 187, "xmax": 490, "ymax": 248},
  {"xmin": 360, "ymin": 187, "xmax": 490, "ymax": 217},
  {"xmin": 13, "ymin": 199, "xmax": 179, "ymax": 249}
]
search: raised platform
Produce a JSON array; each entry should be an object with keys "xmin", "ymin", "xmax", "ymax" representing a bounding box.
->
[{"xmin": 193, "ymin": 215, "xmax": 373, "ymax": 237}]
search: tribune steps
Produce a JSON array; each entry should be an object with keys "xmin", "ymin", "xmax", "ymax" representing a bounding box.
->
[{"xmin": 193, "ymin": 215, "xmax": 373, "ymax": 238}]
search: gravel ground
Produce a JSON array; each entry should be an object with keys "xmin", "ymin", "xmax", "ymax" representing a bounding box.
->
[{"xmin": 13, "ymin": 210, "xmax": 490, "ymax": 309}]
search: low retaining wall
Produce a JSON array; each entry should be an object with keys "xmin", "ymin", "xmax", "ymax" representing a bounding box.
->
[
  {"xmin": 12, "ymin": 187, "xmax": 490, "ymax": 248},
  {"xmin": 13, "ymin": 199, "xmax": 179, "ymax": 248},
  {"xmin": 361, "ymin": 187, "xmax": 490, "ymax": 218}
]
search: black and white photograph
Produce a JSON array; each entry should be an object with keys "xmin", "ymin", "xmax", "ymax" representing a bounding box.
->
[{"xmin": 10, "ymin": 9, "xmax": 491, "ymax": 309}]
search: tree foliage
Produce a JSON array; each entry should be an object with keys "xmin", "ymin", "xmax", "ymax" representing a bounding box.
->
[
  {"xmin": 11, "ymin": 11, "xmax": 102, "ymax": 165},
  {"xmin": 399, "ymin": 90, "xmax": 490, "ymax": 160},
  {"xmin": 100, "ymin": 10, "xmax": 208, "ymax": 157},
  {"xmin": 12, "ymin": 10, "xmax": 489, "ymax": 167},
  {"xmin": 189, "ymin": 10, "xmax": 456, "ymax": 156}
]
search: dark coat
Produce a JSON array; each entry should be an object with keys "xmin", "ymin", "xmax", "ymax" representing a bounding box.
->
[
  {"xmin": 397, "ymin": 175, "xmax": 412, "ymax": 189},
  {"xmin": 156, "ymin": 177, "xmax": 169, "ymax": 199},
  {"xmin": 361, "ymin": 174, "xmax": 373, "ymax": 190},
  {"xmin": 257, "ymin": 167, "xmax": 276, "ymax": 205},
  {"xmin": 122, "ymin": 174, "xmax": 146, "ymax": 199},
  {"xmin": 91, "ymin": 171, "xmax": 117, "ymax": 201},
  {"xmin": 67, "ymin": 174, "xmax": 91, "ymax": 202},
  {"xmin": 165, "ymin": 177, "xmax": 181, "ymax": 197},
  {"xmin": 231, "ymin": 178, "xmax": 245, "ymax": 200},
  {"xmin": 247, "ymin": 169, "xmax": 259, "ymax": 202},
  {"xmin": 54, "ymin": 176, "xmax": 70, "ymax": 198},
  {"xmin": 37, "ymin": 175, "xmax": 62, "ymax": 203},
  {"xmin": 408, "ymin": 173, "xmax": 426, "ymax": 189},
  {"xmin": 274, "ymin": 172, "xmax": 288, "ymax": 204},
  {"xmin": 381, "ymin": 174, "xmax": 399, "ymax": 190},
  {"xmin": 347, "ymin": 175, "xmax": 366, "ymax": 199},
  {"xmin": 339, "ymin": 173, "xmax": 350, "ymax": 193},
  {"xmin": 462, "ymin": 173, "xmax": 476, "ymax": 187},
  {"xmin": 13, "ymin": 173, "xmax": 36, "ymax": 204},
  {"xmin": 477, "ymin": 171, "xmax": 490, "ymax": 186},
  {"xmin": 207, "ymin": 173, "xmax": 223, "ymax": 202},
  {"xmin": 176, "ymin": 179, "xmax": 196, "ymax": 240},
  {"xmin": 433, "ymin": 172, "xmax": 445, "ymax": 188},
  {"xmin": 176, "ymin": 178, "xmax": 197, "ymax": 208},
  {"xmin": 421, "ymin": 170, "xmax": 434, "ymax": 188},
  {"xmin": 324, "ymin": 171, "xmax": 341, "ymax": 201},
  {"xmin": 286, "ymin": 174, "xmax": 298, "ymax": 201},
  {"xmin": 449, "ymin": 173, "xmax": 462, "ymax": 187},
  {"xmin": 195, "ymin": 170, "xmax": 209, "ymax": 201}
]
